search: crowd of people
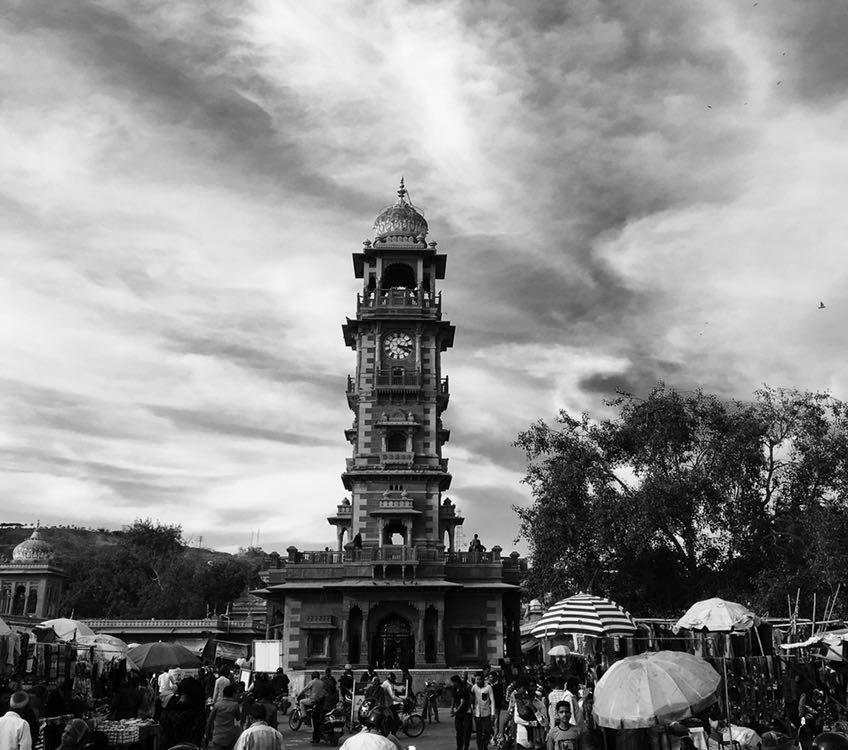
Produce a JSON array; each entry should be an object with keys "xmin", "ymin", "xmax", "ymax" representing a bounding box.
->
[{"xmin": 4, "ymin": 654, "xmax": 848, "ymax": 750}]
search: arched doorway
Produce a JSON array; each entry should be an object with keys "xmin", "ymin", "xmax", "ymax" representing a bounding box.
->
[
  {"xmin": 372, "ymin": 614, "xmax": 414, "ymax": 669},
  {"xmin": 382, "ymin": 521, "xmax": 407, "ymax": 546},
  {"xmin": 382, "ymin": 263, "xmax": 416, "ymax": 289}
]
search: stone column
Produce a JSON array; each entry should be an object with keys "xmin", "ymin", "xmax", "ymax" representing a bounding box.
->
[
  {"xmin": 405, "ymin": 428, "xmax": 412, "ymax": 452},
  {"xmin": 337, "ymin": 527, "xmax": 344, "ymax": 553},
  {"xmin": 378, "ymin": 518, "xmax": 385, "ymax": 547},
  {"xmin": 416, "ymin": 605, "xmax": 426, "ymax": 659},
  {"xmin": 448, "ymin": 525, "xmax": 456, "ymax": 553}
]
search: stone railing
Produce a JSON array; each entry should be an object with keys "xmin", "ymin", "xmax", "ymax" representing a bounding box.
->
[
  {"xmin": 378, "ymin": 497, "xmax": 415, "ymax": 510},
  {"xmin": 285, "ymin": 545, "xmax": 419, "ymax": 565},
  {"xmin": 446, "ymin": 548, "xmax": 503, "ymax": 565},
  {"xmin": 381, "ymin": 452, "xmax": 415, "ymax": 467},
  {"xmin": 357, "ymin": 290, "xmax": 441, "ymax": 314},
  {"xmin": 81, "ymin": 618, "xmax": 220, "ymax": 629},
  {"xmin": 376, "ymin": 373, "xmax": 420, "ymax": 388}
]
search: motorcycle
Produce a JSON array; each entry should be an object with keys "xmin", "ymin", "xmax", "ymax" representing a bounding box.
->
[{"xmin": 288, "ymin": 702, "xmax": 346, "ymax": 745}]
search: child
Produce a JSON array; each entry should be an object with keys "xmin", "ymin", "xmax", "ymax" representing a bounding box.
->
[{"xmin": 547, "ymin": 700, "xmax": 581, "ymax": 750}]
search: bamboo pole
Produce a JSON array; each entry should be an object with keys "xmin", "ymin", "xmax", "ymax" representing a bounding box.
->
[
  {"xmin": 813, "ymin": 592, "xmax": 817, "ymax": 636},
  {"xmin": 820, "ymin": 597, "xmax": 832, "ymax": 636}
]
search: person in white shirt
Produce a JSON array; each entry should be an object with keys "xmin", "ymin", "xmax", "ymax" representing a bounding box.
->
[
  {"xmin": 381, "ymin": 673, "xmax": 402, "ymax": 709},
  {"xmin": 158, "ymin": 667, "xmax": 179, "ymax": 709},
  {"xmin": 0, "ymin": 691, "xmax": 33, "ymax": 750},
  {"xmin": 212, "ymin": 668, "xmax": 232, "ymax": 706},
  {"xmin": 234, "ymin": 704, "xmax": 285, "ymax": 750},
  {"xmin": 546, "ymin": 676, "xmax": 568, "ymax": 730},
  {"xmin": 471, "ymin": 673, "xmax": 496, "ymax": 750},
  {"xmin": 340, "ymin": 706, "xmax": 397, "ymax": 750},
  {"xmin": 563, "ymin": 677, "xmax": 583, "ymax": 731}
]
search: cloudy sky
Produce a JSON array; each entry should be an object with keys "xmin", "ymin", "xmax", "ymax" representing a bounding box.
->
[{"xmin": 2, "ymin": 0, "xmax": 848, "ymax": 554}]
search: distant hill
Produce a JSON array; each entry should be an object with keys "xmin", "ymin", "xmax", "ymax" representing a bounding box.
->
[
  {"xmin": 0, "ymin": 524, "xmax": 233, "ymax": 565},
  {"xmin": 0, "ymin": 523, "xmax": 264, "ymax": 618}
]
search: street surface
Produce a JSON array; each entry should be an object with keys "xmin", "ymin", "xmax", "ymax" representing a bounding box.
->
[{"xmin": 281, "ymin": 715, "xmax": 455, "ymax": 750}]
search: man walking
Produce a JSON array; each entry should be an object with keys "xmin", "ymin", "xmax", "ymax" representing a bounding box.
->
[
  {"xmin": 471, "ymin": 672, "xmax": 495, "ymax": 750},
  {"xmin": 0, "ymin": 691, "xmax": 33, "ymax": 750},
  {"xmin": 451, "ymin": 674, "xmax": 472, "ymax": 750}
]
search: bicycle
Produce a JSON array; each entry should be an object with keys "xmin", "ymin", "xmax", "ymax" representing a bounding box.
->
[{"xmin": 394, "ymin": 701, "xmax": 425, "ymax": 738}]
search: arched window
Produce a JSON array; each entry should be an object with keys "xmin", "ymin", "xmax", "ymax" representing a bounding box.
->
[
  {"xmin": 26, "ymin": 588, "xmax": 37, "ymax": 615},
  {"xmin": 386, "ymin": 431, "xmax": 406, "ymax": 452},
  {"xmin": 382, "ymin": 263, "xmax": 416, "ymax": 289}
]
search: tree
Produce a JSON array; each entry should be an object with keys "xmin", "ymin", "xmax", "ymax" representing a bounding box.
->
[{"xmin": 514, "ymin": 383, "xmax": 848, "ymax": 616}]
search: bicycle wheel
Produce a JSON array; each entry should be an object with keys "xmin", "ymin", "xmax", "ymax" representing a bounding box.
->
[
  {"xmin": 402, "ymin": 713, "xmax": 425, "ymax": 737},
  {"xmin": 289, "ymin": 708, "xmax": 303, "ymax": 731}
]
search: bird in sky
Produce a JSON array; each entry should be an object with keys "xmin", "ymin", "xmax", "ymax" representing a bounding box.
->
[{"xmin": 819, "ymin": 301, "xmax": 826, "ymax": 309}]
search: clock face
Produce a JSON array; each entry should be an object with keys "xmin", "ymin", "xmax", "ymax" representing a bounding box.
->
[{"xmin": 384, "ymin": 332, "xmax": 414, "ymax": 360}]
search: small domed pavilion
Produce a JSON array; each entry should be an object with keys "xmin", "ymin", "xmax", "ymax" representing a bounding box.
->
[{"xmin": 0, "ymin": 527, "xmax": 68, "ymax": 620}]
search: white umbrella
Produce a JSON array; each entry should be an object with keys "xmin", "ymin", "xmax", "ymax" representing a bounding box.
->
[
  {"xmin": 673, "ymin": 598, "xmax": 761, "ymax": 634},
  {"xmin": 38, "ymin": 618, "xmax": 95, "ymax": 641},
  {"xmin": 548, "ymin": 644, "xmax": 571, "ymax": 657},
  {"xmin": 594, "ymin": 650, "xmax": 721, "ymax": 728},
  {"xmin": 673, "ymin": 598, "xmax": 761, "ymax": 720},
  {"xmin": 531, "ymin": 593, "xmax": 637, "ymax": 638}
]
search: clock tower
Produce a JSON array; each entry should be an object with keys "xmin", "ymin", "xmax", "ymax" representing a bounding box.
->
[
  {"xmin": 258, "ymin": 181, "xmax": 524, "ymax": 673},
  {"xmin": 338, "ymin": 179, "xmax": 461, "ymax": 553}
]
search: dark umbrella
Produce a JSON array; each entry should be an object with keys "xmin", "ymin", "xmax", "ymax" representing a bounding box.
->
[{"xmin": 127, "ymin": 642, "xmax": 201, "ymax": 672}]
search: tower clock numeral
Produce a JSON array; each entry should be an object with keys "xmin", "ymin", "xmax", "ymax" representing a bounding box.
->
[{"xmin": 384, "ymin": 332, "xmax": 413, "ymax": 360}]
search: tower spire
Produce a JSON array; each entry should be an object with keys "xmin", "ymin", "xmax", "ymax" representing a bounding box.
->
[{"xmin": 397, "ymin": 176, "xmax": 407, "ymax": 202}]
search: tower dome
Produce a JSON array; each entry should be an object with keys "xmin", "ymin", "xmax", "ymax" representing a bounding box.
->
[
  {"xmin": 12, "ymin": 529, "xmax": 54, "ymax": 562},
  {"xmin": 372, "ymin": 178, "xmax": 428, "ymax": 240}
]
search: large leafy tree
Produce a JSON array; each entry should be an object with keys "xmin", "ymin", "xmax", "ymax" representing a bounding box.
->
[
  {"xmin": 514, "ymin": 384, "xmax": 848, "ymax": 617},
  {"xmin": 58, "ymin": 519, "xmax": 261, "ymax": 618}
]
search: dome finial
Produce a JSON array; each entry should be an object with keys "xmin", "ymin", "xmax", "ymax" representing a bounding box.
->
[{"xmin": 373, "ymin": 178, "xmax": 428, "ymax": 239}]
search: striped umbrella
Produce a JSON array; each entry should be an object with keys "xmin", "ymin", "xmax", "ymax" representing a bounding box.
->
[{"xmin": 530, "ymin": 593, "xmax": 637, "ymax": 638}]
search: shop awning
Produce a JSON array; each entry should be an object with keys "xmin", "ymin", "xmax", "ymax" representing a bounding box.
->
[
  {"xmin": 215, "ymin": 640, "xmax": 249, "ymax": 661},
  {"xmin": 521, "ymin": 638, "xmax": 540, "ymax": 653}
]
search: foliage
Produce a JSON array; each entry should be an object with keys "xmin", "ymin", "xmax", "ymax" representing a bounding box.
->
[
  {"xmin": 55, "ymin": 519, "xmax": 264, "ymax": 618},
  {"xmin": 514, "ymin": 383, "xmax": 848, "ymax": 618}
]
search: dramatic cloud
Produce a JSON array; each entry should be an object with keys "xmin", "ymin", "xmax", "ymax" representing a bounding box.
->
[{"xmin": 2, "ymin": 0, "xmax": 847, "ymax": 553}]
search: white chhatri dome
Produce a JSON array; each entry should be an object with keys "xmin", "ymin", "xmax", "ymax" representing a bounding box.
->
[{"xmin": 12, "ymin": 529, "xmax": 54, "ymax": 562}]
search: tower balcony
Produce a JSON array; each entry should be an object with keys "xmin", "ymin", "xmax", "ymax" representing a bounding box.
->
[
  {"xmin": 346, "ymin": 375, "xmax": 358, "ymax": 409},
  {"xmin": 437, "ymin": 376, "xmax": 449, "ymax": 411},
  {"xmin": 357, "ymin": 290, "xmax": 441, "ymax": 319}
]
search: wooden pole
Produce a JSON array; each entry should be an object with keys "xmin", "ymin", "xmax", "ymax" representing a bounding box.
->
[
  {"xmin": 753, "ymin": 625, "xmax": 767, "ymax": 656},
  {"xmin": 813, "ymin": 592, "xmax": 817, "ymax": 636}
]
